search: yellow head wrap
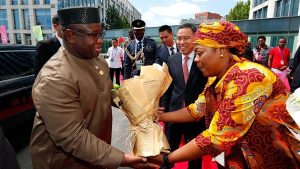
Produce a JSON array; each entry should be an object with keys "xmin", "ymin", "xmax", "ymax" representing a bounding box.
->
[{"xmin": 194, "ymin": 21, "xmax": 248, "ymax": 55}]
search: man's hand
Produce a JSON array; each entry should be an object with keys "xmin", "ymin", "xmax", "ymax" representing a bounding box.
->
[
  {"xmin": 280, "ymin": 66, "xmax": 287, "ymax": 71},
  {"xmin": 147, "ymin": 154, "xmax": 164, "ymax": 164},
  {"xmin": 120, "ymin": 153, "xmax": 159, "ymax": 168}
]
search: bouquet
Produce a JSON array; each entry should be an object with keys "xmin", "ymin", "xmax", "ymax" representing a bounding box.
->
[{"xmin": 113, "ymin": 63, "xmax": 172, "ymax": 157}]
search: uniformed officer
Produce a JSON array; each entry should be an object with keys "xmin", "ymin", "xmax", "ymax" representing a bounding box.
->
[{"xmin": 123, "ymin": 19, "xmax": 157, "ymax": 79}]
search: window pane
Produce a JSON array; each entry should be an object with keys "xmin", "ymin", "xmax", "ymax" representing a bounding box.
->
[
  {"xmin": 275, "ymin": 0, "xmax": 282, "ymax": 17},
  {"xmin": 21, "ymin": 0, "xmax": 28, "ymax": 5},
  {"xmin": 12, "ymin": 0, "xmax": 18, "ymax": 5},
  {"xmin": 0, "ymin": 0, "xmax": 6, "ymax": 5},
  {"xmin": 43, "ymin": 33, "xmax": 52, "ymax": 40},
  {"xmin": 283, "ymin": 0, "xmax": 290, "ymax": 16},
  {"xmin": 35, "ymin": 9, "xmax": 51, "ymax": 29},
  {"xmin": 45, "ymin": 0, "xmax": 50, "ymax": 4},
  {"xmin": 286, "ymin": 36, "xmax": 294, "ymax": 52},
  {"xmin": 0, "ymin": 10, "xmax": 8, "ymax": 29},
  {"xmin": 23, "ymin": 9, "xmax": 30, "ymax": 30},
  {"xmin": 13, "ymin": 9, "xmax": 20, "ymax": 30},
  {"xmin": 14, "ymin": 33, "xmax": 22, "ymax": 44},
  {"xmin": 34, "ymin": 0, "xmax": 39, "ymax": 5},
  {"xmin": 262, "ymin": 6, "xmax": 268, "ymax": 18},
  {"xmin": 25, "ymin": 34, "xmax": 31, "ymax": 45},
  {"xmin": 292, "ymin": 0, "xmax": 299, "ymax": 16}
]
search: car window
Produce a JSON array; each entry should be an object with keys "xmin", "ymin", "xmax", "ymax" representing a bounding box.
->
[{"xmin": 0, "ymin": 46, "xmax": 36, "ymax": 81}]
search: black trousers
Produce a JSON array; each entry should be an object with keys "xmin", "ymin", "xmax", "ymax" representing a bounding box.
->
[
  {"xmin": 165, "ymin": 119, "xmax": 206, "ymax": 169},
  {"xmin": 109, "ymin": 68, "xmax": 121, "ymax": 85},
  {"xmin": 0, "ymin": 127, "xmax": 21, "ymax": 169}
]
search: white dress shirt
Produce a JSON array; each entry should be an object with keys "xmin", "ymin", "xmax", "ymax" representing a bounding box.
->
[
  {"xmin": 181, "ymin": 51, "xmax": 194, "ymax": 72},
  {"xmin": 107, "ymin": 46, "xmax": 124, "ymax": 68}
]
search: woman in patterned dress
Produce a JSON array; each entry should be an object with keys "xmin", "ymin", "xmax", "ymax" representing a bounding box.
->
[{"xmin": 151, "ymin": 21, "xmax": 300, "ymax": 169}]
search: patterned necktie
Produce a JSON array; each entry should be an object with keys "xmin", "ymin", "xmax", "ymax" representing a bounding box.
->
[
  {"xmin": 138, "ymin": 41, "xmax": 142, "ymax": 50},
  {"xmin": 170, "ymin": 47, "xmax": 175, "ymax": 55},
  {"xmin": 183, "ymin": 55, "xmax": 189, "ymax": 83}
]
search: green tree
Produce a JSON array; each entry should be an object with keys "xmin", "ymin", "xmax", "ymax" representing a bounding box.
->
[
  {"xmin": 227, "ymin": 0, "xmax": 250, "ymax": 21},
  {"xmin": 105, "ymin": 5, "xmax": 130, "ymax": 29}
]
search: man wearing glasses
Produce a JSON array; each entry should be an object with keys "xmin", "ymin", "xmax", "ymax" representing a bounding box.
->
[{"xmin": 30, "ymin": 7, "xmax": 157, "ymax": 169}]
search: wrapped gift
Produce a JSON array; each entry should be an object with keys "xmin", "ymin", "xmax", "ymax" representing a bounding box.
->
[{"xmin": 113, "ymin": 63, "xmax": 172, "ymax": 157}]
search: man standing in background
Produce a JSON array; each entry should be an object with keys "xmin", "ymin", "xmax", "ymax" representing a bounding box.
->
[
  {"xmin": 34, "ymin": 14, "xmax": 62, "ymax": 76},
  {"xmin": 107, "ymin": 38, "xmax": 124, "ymax": 85},
  {"xmin": 253, "ymin": 36, "xmax": 272, "ymax": 67},
  {"xmin": 269, "ymin": 37, "xmax": 290, "ymax": 90},
  {"xmin": 123, "ymin": 19, "xmax": 156, "ymax": 79},
  {"xmin": 155, "ymin": 25, "xmax": 177, "ymax": 65}
]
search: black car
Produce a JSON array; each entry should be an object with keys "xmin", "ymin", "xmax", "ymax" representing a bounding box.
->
[{"xmin": 0, "ymin": 45, "xmax": 36, "ymax": 149}]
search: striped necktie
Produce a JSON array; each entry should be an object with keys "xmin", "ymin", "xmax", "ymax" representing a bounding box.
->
[{"xmin": 170, "ymin": 47, "xmax": 175, "ymax": 55}]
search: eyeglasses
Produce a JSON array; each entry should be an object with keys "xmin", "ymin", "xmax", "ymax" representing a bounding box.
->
[{"xmin": 72, "ymin": 29, "xmax": 104, "ymax": 41}]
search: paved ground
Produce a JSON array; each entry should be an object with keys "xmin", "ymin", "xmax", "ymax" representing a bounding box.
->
[{"xmin": 17, "ymin": 107, "xmax": 132, "ymax": 169}]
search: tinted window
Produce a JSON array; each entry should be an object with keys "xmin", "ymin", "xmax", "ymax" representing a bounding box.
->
[{"xmin": 0, "ymin": 46, "xmax": 35, "ymax": 81}]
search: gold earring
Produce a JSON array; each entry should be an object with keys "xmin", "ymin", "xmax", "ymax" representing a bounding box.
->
[{"xmin": 220, "ymin": 54, "xmax": 224, "ymax": 58}]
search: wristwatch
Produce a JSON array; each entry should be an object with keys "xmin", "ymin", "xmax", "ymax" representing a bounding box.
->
[{"xmin": 161, "ymin": 154, "xmax": 174, "ymax": 169}]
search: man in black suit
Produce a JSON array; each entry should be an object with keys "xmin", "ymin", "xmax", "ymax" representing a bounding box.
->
[
  {"xmin": 155, "ymin": 25, "xmax": 177, "ymax": 65},
  {"xmin": 34, "ymin": 14, "xmax": 62, "ymax": 76},
  {"xmin": 123, "ymin": 19, "xmax": 156, "ymax": 79},
  {"xmin": 291, "ymin": 45, "xmax": 300, "ymax": 92},
  {"xmin": 160, "ymin": 23, "xmax": 207, "ymax": 169}
]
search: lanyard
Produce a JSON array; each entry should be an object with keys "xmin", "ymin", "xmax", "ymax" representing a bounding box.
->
[
  {"xmin": 277, "ymin": 47, "xmax": 285, "ymax": 60},
  {"xmin": 111, "ymin": 48, "xmax": 118, "ymax": 61}
]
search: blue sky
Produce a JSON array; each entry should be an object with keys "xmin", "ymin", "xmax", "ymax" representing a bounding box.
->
[{"xmin": 128, "ymin": 0, "xmax": 247, "ymax": 27}]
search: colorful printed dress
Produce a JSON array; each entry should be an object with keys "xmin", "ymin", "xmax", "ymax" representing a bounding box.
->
[{"xmin": 188, "ymin": 56, "xmax": 300, "ymax": 169}]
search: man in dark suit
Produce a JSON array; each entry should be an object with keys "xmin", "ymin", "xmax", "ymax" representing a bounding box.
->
[
  {"xmin": 155, "ymin": 25, "xmax": 177, "ymax": 65},
  {"xmin": 123, "ymin": 19, "xmax": 156, "ymax": 79},
  {"xmin": 291, "ymin": 45, "xmax": 300, "ymax": 92},
  {"xmin": 160, "ymin": 23, "xmax": 207, "ymax": 169},
  {"xmin": 34, "ymin": 14, "xmax": 62, "ymax": 76}
]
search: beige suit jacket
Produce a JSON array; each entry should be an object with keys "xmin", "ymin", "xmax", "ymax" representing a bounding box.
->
[{"xmin": 30, "ymin": 46, "xmax": 123, "ymax": 169}]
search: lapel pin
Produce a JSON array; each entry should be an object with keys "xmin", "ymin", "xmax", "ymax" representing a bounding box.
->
[{"xmin": 99, "ymin": 70, "xmax": 104, "ymax": 75}]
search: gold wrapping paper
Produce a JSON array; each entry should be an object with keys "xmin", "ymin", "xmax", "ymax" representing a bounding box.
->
[{"xmin": 113, "ymin": 63, "xmax": 172, "ymax": 157}]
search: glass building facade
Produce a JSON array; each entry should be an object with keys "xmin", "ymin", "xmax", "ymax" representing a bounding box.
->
[
  {"xmin": 1, "ymin": 0, "xmax": 141, "ymax": 45},
  {"xmin": 12, "ymin": 9, "xmax": 20, "ymax": 30},
  {"xmin": 22, "ymin": 9, "xmax": 30, "ymax": 30},
  {"xmin": 35, "ymin": 9, "xmax": 51, "ymax": 30},
  {"xmin": 0, "ymin": 10, "xmax": 8, "ymax": 29}
]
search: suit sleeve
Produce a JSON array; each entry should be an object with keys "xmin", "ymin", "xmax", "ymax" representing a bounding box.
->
[
  {"xmin": 34, "ymin": 41, "xmax": 48, "ymax": 76},
  {"xmin": 32, "ymin": 76, "xmax": 123, "ymax": 168},
  {"xmin": 293, "ymin": 46, "xmax": 300, "ymax": 69},
  {"xmin": 159, "ymin": 61, "xmax": 173, "ymax": 111},
  {"xmin": 155, "ymin": 47, "xmax": 162, "ymax": 65},
  {"xmin": 123, "ymin": 46, "xmax": 132, "ymax": 79}
]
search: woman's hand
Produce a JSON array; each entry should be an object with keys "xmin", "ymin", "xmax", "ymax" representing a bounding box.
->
[
  {"xmin": 147, "ymin": 154, "xmax": 164, "ymax": 165},
  {"xmin": 154, "ymin": 107, "xmax": 165, "ymax": 122}
]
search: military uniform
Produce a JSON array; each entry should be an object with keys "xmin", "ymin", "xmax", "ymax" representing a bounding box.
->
[
  {"xmin": 123, "ymin": 19, "xmax": 157, "ymax": 79},
  {"xmin": 123, "ymin": 38, "xmax": 156, "ymax": 79}
]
